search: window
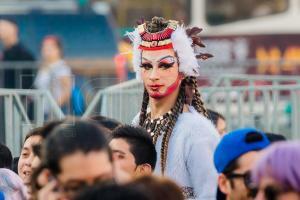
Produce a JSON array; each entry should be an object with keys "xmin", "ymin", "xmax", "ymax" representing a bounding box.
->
[{"xmin": 206, "ymin": 0, "xmax": 289, "ymax": 25}]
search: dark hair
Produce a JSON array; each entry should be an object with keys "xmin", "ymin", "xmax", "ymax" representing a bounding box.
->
[
  {"xmin": 111, "ymin": 125, "xmax": 157, "ymax": 170},
  {"xmin": 216, "ymin": 159, "xmax": 239, "ymax": 200},
  {"xmin": 207, "ymin": 109, "xmax": 225, "ymax": 126},
  {"xmin": 0, "ymin": 143, "xmax": 13, "ymax": 169},
  {"xmin": 39, "ymin": 120, "xmax": 65, "ymax": 139},
  {"xmin": 74, "ymin": 183, "xmax": 150, "ymax": 200},
  {"xmin": 24, "ymin": 120, "xmax": 65, "ymax": 143},
  {"xmin": 43, "ymin": 35, "xmax": 64, "ymax": 57},
  {"xmin": 222, "ymin": 159, "xmax": 239, "ymax": 176},
  {"xmin": 42, "ymin": 119, "xmax": 112, "ymax": 175},
  {"xmin": 24, "ymin": 127, "xmax": 43, "ymax": 143},
  {"xmin": 138, "ymin": 17, "xmax": 209, "ymax": 173},
  {"xmin": 24, "ymin": 120, "xmax": 65, "ymax": 159},
  {"xmin": 126, "ymin": 176, "xmax": 184, "ymax": 200},
  {"xmin": 89, "ymin": 115, "xmax": 122, "ymax": 131}
]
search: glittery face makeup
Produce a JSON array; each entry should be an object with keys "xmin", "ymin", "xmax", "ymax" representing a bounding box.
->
[{"xmin": 140, "ymin": 49, "xmax": 182, "ymax": 99}]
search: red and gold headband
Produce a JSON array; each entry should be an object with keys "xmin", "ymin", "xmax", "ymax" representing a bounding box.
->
[{"xmin": 137, "ymin": 20, "xmax": 178, "ymax": 50}]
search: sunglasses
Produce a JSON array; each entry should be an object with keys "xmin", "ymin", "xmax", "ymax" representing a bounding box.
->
[
  {"xmin": 226, "ymin": 171, "xmax": 258, "ymax": 197},
  {"xmin": 226, "ymin": 171, "xmax": 252, "ymax": 187}
]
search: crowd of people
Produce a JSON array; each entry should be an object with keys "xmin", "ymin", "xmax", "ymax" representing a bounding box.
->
[
  {"xmin": 0, "ymin": 16, "xmax": 300, "ymax": 200},
  {"xmin": 0, "ymin": 115, "xmax": 299, "ymax": 200},
  {"xmin": 0, "ymin": 19, "xmax": 72, "ymax": 114}
]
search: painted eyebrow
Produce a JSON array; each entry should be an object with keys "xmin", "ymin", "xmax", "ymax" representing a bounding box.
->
[
  {"xmin": 157, "ymin": 55, "xmax": 175, "ymax": 62},
  {"xmin": 141, "ymin": 55, "xmax": 175, "ymax": 63},
  {"xmin": 141, "ymin": 57, "xmax": 151, "ymax": 62}
]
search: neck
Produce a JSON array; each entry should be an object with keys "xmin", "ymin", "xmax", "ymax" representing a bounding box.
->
[
  {"xmin": 44, "ymin": 57, "xmax": 61, "ymax": 65},
  {"xmin": 149, "ymin": 86, "xmax": 180, "ymax": 119}
]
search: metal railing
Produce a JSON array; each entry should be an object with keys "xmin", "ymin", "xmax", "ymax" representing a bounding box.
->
[
  {"xmin": 202, "ymin": 85, "xmax": 300, "ymax": 139},
  {"xmin": 1, "ymin": 73, "xmax": 300, "ymax": 155},
  {"xmin": 211, "ymin": 74, "xmax": 300, "ymax": 87},
  {"xmin": 82, "ymin": 79, "xmax": 143, "ymax": 120},
  {"xmin": 83, "ymin": 75, "xmax": 300, "ymax": 139},
  {"xmin": 0, "ymin": 89, "xmax": 64, "ymax": 156}
]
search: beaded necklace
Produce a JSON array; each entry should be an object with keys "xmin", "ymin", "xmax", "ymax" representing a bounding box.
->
[{"xmin": 143, "ymin": 110, "xmax": 173, "ymax": 144}]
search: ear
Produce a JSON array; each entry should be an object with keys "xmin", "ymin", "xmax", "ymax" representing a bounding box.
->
[
  {"xmin": 135, "ymin": 164, "xmax": 152, "ymax": 176},
  {"xmin": 218, "ymin": 174, "xmax": 231, "ymax": 195}
]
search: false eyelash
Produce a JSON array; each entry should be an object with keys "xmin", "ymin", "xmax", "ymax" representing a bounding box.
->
[
  {"xmin": 158, "ymin": 62, "xmax": 175, "ymax": 69},
  {"xmin": 140, "ymin": 63, "xmax": 153, "ymax": 69}
]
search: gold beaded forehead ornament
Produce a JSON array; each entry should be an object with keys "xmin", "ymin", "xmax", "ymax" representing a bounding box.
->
[{"xmin": 137, "ymin": 20, "xmax": 178, "ymax": 50}]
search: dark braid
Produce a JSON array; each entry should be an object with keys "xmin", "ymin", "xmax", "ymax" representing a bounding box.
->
[
  {"xmin": 139, "ymin": 89, "xmax": 149, "ymax": 125},
  {"xmin": 160, "ymin": 88, "xmax": 185, "ymax": 173},
  {"xmin": 140, "ymin": 84, "xmax": 185, "ymax": 174},
  {"xmin": 139, "ymin": 78, "xmax": 207, "ymax": 174},
  {"xmin": 190, "ymin": 77, "xmax": 208, "ymax": 117},
  {"xmin": 182, "ymin": 76, "xmax": 208, "ymax": 117}
]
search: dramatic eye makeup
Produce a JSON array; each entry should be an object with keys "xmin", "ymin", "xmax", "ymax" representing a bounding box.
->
[
  {"xmin": 140, "ymin": 62, "xmax": 153, "ymax": 70},
  {"xmin": 158, "ymin": 56, "xmax": 176, "ymax": 69},
  {"xmin": 159, "ymin": 56, "xmax": 175, "ymax": 63},
  {"xmin": 140, "ymin": 56, "xmax": 176, "ymax": 70}
]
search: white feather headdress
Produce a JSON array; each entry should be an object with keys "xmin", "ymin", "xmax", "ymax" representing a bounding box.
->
[{"xmin": 126, "ymin": 20, "xmax": 209, "ymax": 80}]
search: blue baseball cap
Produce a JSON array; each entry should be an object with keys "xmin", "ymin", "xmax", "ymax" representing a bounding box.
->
[{"xmin": 214, "ymin": 128, "xmax": 270, "ymax": 173}]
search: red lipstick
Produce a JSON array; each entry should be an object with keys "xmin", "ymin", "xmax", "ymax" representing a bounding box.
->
[{"xmin": 148, "ymin": 84, "xmax": 164, "ymax": 90}]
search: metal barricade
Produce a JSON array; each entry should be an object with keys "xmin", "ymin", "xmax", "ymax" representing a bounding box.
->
[
  {"xmin": 211, "ymin": 74, "xmax": 300, "ymax": 87},
  {"xmin": 202, "ymin": 85, "xmax": 300, "ymax": 139},
  {"xmin": 82, "ymin": 79, "xmax": 143, "ymax": 122},
  {"xmin": 0, "ymin": 89, "xmax": 64, "ymax": 156},
  {"xmin": 2, "ymin": 74, "xmax": 300, "ymax": 155},
  {"xmin": 83, "ymin": 76, "xmax": 300, "ymax": 139}
]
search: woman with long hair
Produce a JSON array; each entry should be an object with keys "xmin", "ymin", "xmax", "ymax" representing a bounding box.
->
[{"xmin": 129, "ymin": 17, "xmax": 220, "ymax": 199}]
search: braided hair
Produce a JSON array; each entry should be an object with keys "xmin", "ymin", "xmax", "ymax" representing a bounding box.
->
[
  {"xmin": 138, "ymin": 17, "xmax": 209, "ymax": 174},
  {"xmin": 139, "ymin": 77, "xmax": 207, "ymax": 174}
]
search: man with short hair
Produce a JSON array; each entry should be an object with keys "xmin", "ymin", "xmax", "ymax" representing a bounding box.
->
[
  {"xmin": 0, "ymin": 19, "xmax": 35, "ymax": 89},
  {"xmin": 0, "ymin": 19, "xmax": 36, "ymax": 139},
  {"xmin": 89, "ymin": 115, "xmax": 122, "ymax": 131},
  {"xmin": 110, "ymin": 125, "xmax": 157, "ymax": 176},
  {"xmin": 214, "ymin": 128, "xmax": 270, "ymax": 200},
  {"xmin": 39, "ymin": 120, "xmax": 114, "ymax": 199},
  {"xmin": 207, "ymin": 109, "xmax": 226, "ymax": 136},
  {"xmin": 0, "ymin": 143, "xmax": 13, "ymax": 169}
]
